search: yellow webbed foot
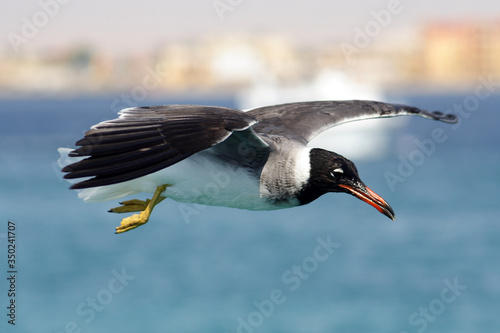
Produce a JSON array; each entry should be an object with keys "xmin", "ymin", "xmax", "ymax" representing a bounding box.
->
[
  {"xmin": 115, "ymin": 211, "xmax": 150, "ymax": 233},
  {"xmin": 114, "ymin": 184, "xmax": 170, "ymax": 234}
]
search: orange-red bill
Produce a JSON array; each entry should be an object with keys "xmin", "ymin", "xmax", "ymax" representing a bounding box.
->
[{"xmin": 338, "ymin": 184, "xmax": 395, "ymax": 220}]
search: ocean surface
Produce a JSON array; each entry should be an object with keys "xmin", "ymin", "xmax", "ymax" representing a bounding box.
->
[{"xmin": 0, "ymin": 93, "xmax": 499, "ymax": 333}]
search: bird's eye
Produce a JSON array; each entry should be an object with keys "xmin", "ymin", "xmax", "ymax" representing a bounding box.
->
[{"xmin": 331, "ymin": 168, "xmax": 344, "ymax": 178}]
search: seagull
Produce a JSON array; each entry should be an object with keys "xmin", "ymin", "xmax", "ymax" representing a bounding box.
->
[{"xmin": 59, "ymin": 100, "xmax": 457, "ymax": 233}]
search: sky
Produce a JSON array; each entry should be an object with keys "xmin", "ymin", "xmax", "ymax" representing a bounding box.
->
[{"xmin": 2, "ymin": 0, "xmax": 500, "ymax": 56}]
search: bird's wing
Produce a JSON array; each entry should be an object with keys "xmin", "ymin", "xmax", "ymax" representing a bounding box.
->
[
  {"xmin": 62, "ymin": 105, "xmax": 264, "ymax": 189},
  {"xmin": 247, "ymin": 100, "xmax": 458, "ymax": 144}
]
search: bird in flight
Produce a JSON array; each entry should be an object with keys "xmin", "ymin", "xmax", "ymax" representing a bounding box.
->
[{"xmin": 59, "ymin": 100, "xmax": 457, "ymax": 233}]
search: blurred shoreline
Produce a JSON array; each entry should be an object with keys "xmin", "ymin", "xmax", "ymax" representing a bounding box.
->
[{"xmin": 2, "ymin": 18, "xmax": 500, "ymax": 99}]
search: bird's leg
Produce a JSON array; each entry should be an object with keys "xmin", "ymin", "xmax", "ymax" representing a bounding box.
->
[{"xmin": 114, "ymin": 184, "xmax": 170, "ymax": 234}]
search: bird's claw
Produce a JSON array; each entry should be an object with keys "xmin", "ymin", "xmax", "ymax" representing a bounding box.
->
[{"xmin": 108, "ymin": 199, "xmax": 152, "ymax": 213}]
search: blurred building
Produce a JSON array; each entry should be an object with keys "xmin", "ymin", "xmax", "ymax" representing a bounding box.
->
[
  {"xmin": 421, "ymin": 20, "xmax": 500, "ymax": 85},
  {"xmin": 153, "ymin": 35, "xmax": 302, "ymax": 91},
  {"xmin": 1, "ymin": 18, "xmax": 500, "ymax": 96}
]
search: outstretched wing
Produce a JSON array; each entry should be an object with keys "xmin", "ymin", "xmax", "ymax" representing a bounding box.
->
[
  {"xmin": 247, "ymin": 100, "xmax": 458, "ymax": 144},
  {"xmin": 62, "ymin": 105, "xmax": 259, "ymax": 189}
]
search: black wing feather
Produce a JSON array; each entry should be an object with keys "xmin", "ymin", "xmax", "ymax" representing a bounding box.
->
[{"xmin": 63, "ymin": 105, "xmax": 257, "ymax": 189}]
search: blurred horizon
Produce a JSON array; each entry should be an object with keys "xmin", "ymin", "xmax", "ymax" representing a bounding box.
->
[{"xmin": 1, "ymin": 0, "xmax": 500, "ymax": 98}]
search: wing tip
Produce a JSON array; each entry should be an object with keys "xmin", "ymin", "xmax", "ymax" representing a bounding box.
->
[
  {"xmin": 395, "ymin": 104, "xmax": 458, "ymax": 124},
  {"xmin": 429, "ymin": 111, "xmax": 459, "ymax": 124},
  {"xmin": 69, "ymin": 182, "xmax": 86, "ymax": 190}
]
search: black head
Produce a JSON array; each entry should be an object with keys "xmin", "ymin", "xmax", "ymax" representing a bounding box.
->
[{"xmin": 297, "ymin": 148, "xmax": 395, "ymax": 220}]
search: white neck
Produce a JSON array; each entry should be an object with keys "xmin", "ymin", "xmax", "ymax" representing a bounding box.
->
[
  {"xmin": 293, "ymin": 146, "xmax": 311, "ymax": 191},
  {"xmin": 259, "ymin": 144, "xmax": 311, "ymax": 201}
]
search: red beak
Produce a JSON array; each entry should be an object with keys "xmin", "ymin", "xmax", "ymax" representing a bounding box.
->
[{"xmin": 339, "ymin": 184, "xmax": 395, "ymax": 220}]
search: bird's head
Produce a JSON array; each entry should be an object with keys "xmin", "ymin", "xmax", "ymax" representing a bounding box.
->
[{"xmin": 299, "ymin": 148, "xmax": 395, "ymax": 220}]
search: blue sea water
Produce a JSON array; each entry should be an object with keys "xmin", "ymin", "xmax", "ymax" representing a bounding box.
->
[{"xmin": 0, "ymin": 93, "xmax": 499, "ymax": 333}]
